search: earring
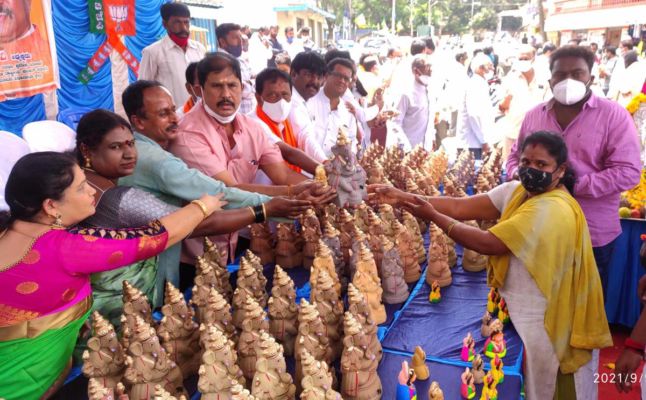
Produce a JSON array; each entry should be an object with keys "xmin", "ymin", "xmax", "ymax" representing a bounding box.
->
[
  {"xmin": 51, "ymin": 214, "xmax": 65, "ymax": 230},
  {"xmin": 84, "ymin": 157, "xmax": 92, "ymax": 169}
]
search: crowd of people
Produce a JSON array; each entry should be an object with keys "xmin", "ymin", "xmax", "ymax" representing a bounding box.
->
[{"xmin": 1, "ymin": 1, "xmax": 645, "ymax": 399}]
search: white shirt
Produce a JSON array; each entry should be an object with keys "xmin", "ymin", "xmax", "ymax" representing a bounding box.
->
[
  {"xmin": 139, "ymin": 35, "xmax": 206, "ymax": 107},
  {"xmin": 457, "ymin": 74, "xmax": 495, "ymax": 149},
  {"xmin": 307, "ymin": 89, "xmax": 358, "ymax": 157},
  {"xmin": 392, "ymin": 79, "xmax": 435, "ymax": 149},
  {"xmin": 501, "ymin": 69, "xmax": 551, "ymax": 140},
  {"xmin": 287, "ymin": 90, "xmax": 328, "ymax": 162}
]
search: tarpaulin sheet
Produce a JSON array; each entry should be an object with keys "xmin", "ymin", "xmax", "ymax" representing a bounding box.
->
[
  {"xmin": 380, "ymin": 266, "xmax": 524, "ymax": 373},
  {"xmin": 378, "ymin": 351, "xmax": 523, "ymax": 400}
]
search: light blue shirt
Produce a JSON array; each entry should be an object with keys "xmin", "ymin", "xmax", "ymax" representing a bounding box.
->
[{"xmin": 119, "ymin": 132, "xmax": 270, "ymax": 298}]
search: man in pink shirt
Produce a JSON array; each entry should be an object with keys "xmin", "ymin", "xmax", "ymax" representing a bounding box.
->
[
  {"xmin": 506, "ymin": 46, "xmax": 641, "ymax": 297},
  {"xmin": 171, "ymin": 52, "xmax": 331, "ymax": 263}
]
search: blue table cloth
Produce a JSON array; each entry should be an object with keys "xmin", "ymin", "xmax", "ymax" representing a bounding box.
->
[{"xmin": 606, "ymin": 219, "xmax": 646, "ymax": 327}]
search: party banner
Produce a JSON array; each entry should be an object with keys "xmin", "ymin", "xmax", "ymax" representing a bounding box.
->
[
  {"xmin": 80, "ymin": 0, "xmax": 137, "ymax": 84},
  {"xmin": 89, "ymin": 0, "xmax": 135, "ymax": 35},
  {"xmin": 0, "ymin": 0, "xmax": 59, "ymax": 101}
]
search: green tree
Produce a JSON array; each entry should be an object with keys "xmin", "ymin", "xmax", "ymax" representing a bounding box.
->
[{"xmin": 470, "ymin": 7, "xmax": 497, "ymax": 32}]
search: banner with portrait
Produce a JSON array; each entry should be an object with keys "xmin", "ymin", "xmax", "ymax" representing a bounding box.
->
[{"xmin": 0, "ymin": 0, "xmax": 59, "ymax": 101}]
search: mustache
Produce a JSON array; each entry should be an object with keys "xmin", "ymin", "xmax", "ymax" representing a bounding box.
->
[
  {"xmin": 174, "ymin": 30, "xmax": 190, "ymax": 37},
  {"xmin": 217, "ymin": 99, "xmax": 235, "ymax": 107},
  {"xmin": 0, "ymin": 6, "xmax": 14, "ymax": 16},
  {"xmin": 166, "ymin": 124, "xmax": 179, "ymax": 132},
  {"xmin": 306, "ymin": 83, "xmax": 319, "ymax": 90}
]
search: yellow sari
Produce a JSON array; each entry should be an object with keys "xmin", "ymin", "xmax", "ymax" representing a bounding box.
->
[{"xmin": 488, "ymin": 185, "xmax": 612, "ymax": 374}]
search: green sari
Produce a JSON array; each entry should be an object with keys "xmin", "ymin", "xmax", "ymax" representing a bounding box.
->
[{"xmin": 0, "ymin": 309, "xmax": 91, "ymax": 400}]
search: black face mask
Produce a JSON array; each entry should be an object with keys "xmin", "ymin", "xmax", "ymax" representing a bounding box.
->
[{"xmin": 518, "ymin": 166, "xmax": 558, "ymax": 193}]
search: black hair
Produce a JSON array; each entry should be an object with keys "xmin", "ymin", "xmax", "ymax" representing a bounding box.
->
[
  {"xmin": 355, "ymin": 78, "xmax": 368, "ymax": 97},
  {"xmin": 285, "ymin": 26, "xmax": 294, "ymax": 35},
  {"xmin": 624, "ymin": 51, "xmax": 638, "ymax": 69},
  {"xmin": 291, "ymin": 51, "xmax": 326, "ymax": 76},
  {"xmin": 604, "ymin": 46, "xmax": 617, "ymax": 55},
  {"xmin": 410, "ymin": 39, "xmax": 426, "ymax": 56},
  {"xmin": 299, "ymin": 27, "xmax": 310, "ymax": 35},
  {"xmin": 520, "ymin": 131, "xmax": 576, "ymax": 194},
  {"xmin": 185, "ymin": 62, "xmax": 199, "ymax": 85},
  {"xmin": 549, "ymin": 45, "xmax": 594, "ymax": 73},
  {"xmin": 198, "ymin": 52, "xmax": 242, "ymax": 86},
  {"xmin": 359, "ymin": 54, "xmax": 378, "ymax": 72},
  {"xmin": 75, "ymin": 109, "xmax": 132, "ymax": 164},
  {"xmin": 122, "ymin": 80, "xmax": 164, "ymax": 119},
  {"xmin": 216, "ymin": 23, "xmax": 241, "ymax": 44},
  {"xmin": 621, "ymin": 39, "xmax": 634, "ymax": 50},
  {"xmin": 423, "ymin": 37, "xmax": 435, "ymax": 52},
  {"xmin": 160, "ymin": 2, "xmax": 190, "ymax": 21},
  {"xmin": 327, "ymin": 57, "xmax": 356, "ymax": 77},
  {"xmin": 255, "ymin": 67, "xmax": 292, "ymax": 94},
  {"xmin": 483, "ymin": 46, "xmax": 493, "ymax": 55},
  {"xmin": 324, "ymin": 49, "xmax": 351, "ymax": 65},
  {"xmin": 387, "ymin": 47, "xmax": 397, "ymax": 57},
  {"xmin": 455, "ymin": 51, "xmax": 467, "ymax": 63},
  {"xmin": 275, "ymin": 52, "xmax": 291, "ymax": 67},
  {"xmin": 0, "ymin": 152, "xmax": 78, "ymax": 230}
]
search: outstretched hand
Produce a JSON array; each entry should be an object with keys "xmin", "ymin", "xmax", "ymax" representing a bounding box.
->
[
  {"xmin": 401, "ymin": 196, "xmax": 437, "ymax": 221},
  {"xmin": 367, "ymin": 184, "xmax": 415, "ymax": 206},
  {"xmin": 296, "ymin": 182, "xmax": 337, "ymax": 206}
]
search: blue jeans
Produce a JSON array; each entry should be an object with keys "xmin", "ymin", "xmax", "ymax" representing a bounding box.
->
[{"xmin": 593, "ymin": 239, "xmax": 616, "ymax": 300}]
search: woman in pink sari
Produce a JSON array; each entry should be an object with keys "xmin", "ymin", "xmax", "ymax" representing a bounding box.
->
[{"xmin": 0, "ymin": 152, "xmax": 224, "ymax": 400}]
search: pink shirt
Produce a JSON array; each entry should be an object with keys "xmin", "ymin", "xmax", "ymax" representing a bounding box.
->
[
  {"xmin": 170, "ymin": 104, "xmax": 284, "ymax": 262},
  {"xmin": 172, "ymin": 104, "xmax": 284, "ymax": 184},
  {"xmin": 506, "ymin": 94, "xmax": 641, "ymax": 247}
]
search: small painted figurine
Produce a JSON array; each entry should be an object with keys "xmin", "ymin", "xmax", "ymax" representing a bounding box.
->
[
  {"xmin": 471, "ymin": 354, "xmax": 485, "ymax": 384},
  {"xmin": 490, "ymin": 355, "xmax": 504, "ymax": 385},
  {"xmin": 486, "ymin": 287, "xmax": 500, "ymax": 314},
  {"xmin": 411, "ymin": 346, "xmax": 429, "ymax": 381},
  {"xmin": 484, "ymin": 327, "xmax": 507, "ymax": 359},
  {"xmin": 428, "ymin": 381, "xmax": 444, "ymax": 400},
  {"xmin": 429, "ymin": 280, "xmax": 441, "ymax": 303},
  {"xmin": 395, "ymin": 361, "xmax": 417, "ymax": 400},
  {"xmin": 480, "ymin": 373, "xmax": 498, "ymax": 400},
  {"xmin": 460, "ymin": 332, "xmax": 476, "ymax": 362},
  {"xmin": 460, "ymin": 367, "xmax": 476, "ymax": 399},
  {"xmin": 497, "ymin": 298, "xmax": 510, "ymax": 324}
]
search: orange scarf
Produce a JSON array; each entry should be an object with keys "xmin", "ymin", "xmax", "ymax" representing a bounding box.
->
[
  {"xmin": 182, "ymin": 97, "xmax": 196, "ymax": 114},
  {"xmin": 256, "ymin": 104, "xmax": 301, "ymax": 173}
]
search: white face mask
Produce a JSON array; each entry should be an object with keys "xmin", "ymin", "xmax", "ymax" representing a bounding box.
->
[
  {"xmin": 515, "ymin": 60, "xmax": 533, "ymax": 73},
  {"xmin": 418, "ymin": 75, "xmax": 430, "ymax": 86},
  {"xmin": 261, "ymin": 98, "xmax": 292, "ymax": 122},
  {"xmin": 552, "ymin": 78, "xmax": 588, "ymax": 105},
  {"xmin": 484, "ymin": 71, "xmax": 494, "ymax": 80},
  {"xmin": 204, "ymin": 102, "xmax": 239, "ymax": 124}
]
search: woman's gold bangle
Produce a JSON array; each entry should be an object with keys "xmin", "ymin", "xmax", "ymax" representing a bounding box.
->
[
  {"xmin": 446, "ymin": 220, "xmax": 458, "ymax": 237},
  {"xmin": 191, "ymin": 200, "xmax": 209, "ymax": 220},
  {"xmin": 262, "ymin": 203, "xmax": 267, "ymax": 220}
]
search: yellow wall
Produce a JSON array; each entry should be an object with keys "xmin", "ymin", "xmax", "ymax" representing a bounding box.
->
[{"xmin": 276, "ymin": 10, "xmax": 328, "ymax": 47}]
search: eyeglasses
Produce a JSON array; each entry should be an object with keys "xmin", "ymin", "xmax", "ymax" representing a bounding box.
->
[{"xmin": 329, "ymin": 71, "xmax": 352, "ymax": 83}]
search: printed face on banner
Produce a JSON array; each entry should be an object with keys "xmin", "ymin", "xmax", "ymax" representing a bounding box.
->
[{"xmin": 0, "ymin": 0, "xmax": 58, "ymax": 101}]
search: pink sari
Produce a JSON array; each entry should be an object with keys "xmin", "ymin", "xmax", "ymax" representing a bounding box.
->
[
  {"xmin": 0, "ymin": 221, "xmax": 168, "ymax": 400},
  {"xmin": 0, "ymin": 221, "xmax": 168, "ymax": 329}
]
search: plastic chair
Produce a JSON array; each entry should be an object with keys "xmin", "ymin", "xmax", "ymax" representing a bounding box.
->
[
  {"xmin": 22, "ymin": 120, "xmax": 76, "ymax": 153},
  {"xmin": 57, "ymin": 107, "xmax": 93, "ymax": 131},
  {"xmin": 0, "ymin": 131, "xmax": 31, "ymax": 210}
]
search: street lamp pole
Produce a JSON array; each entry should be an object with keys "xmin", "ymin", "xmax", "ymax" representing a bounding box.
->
[{"xmin": 392, "ymin": 0, "xmax": 396, "ymax": 34}]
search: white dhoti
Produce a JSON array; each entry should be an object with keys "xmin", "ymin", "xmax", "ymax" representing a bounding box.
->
[{"xmin": 500, "ymin": 258, "xmax": 599, "ymax": 400}]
